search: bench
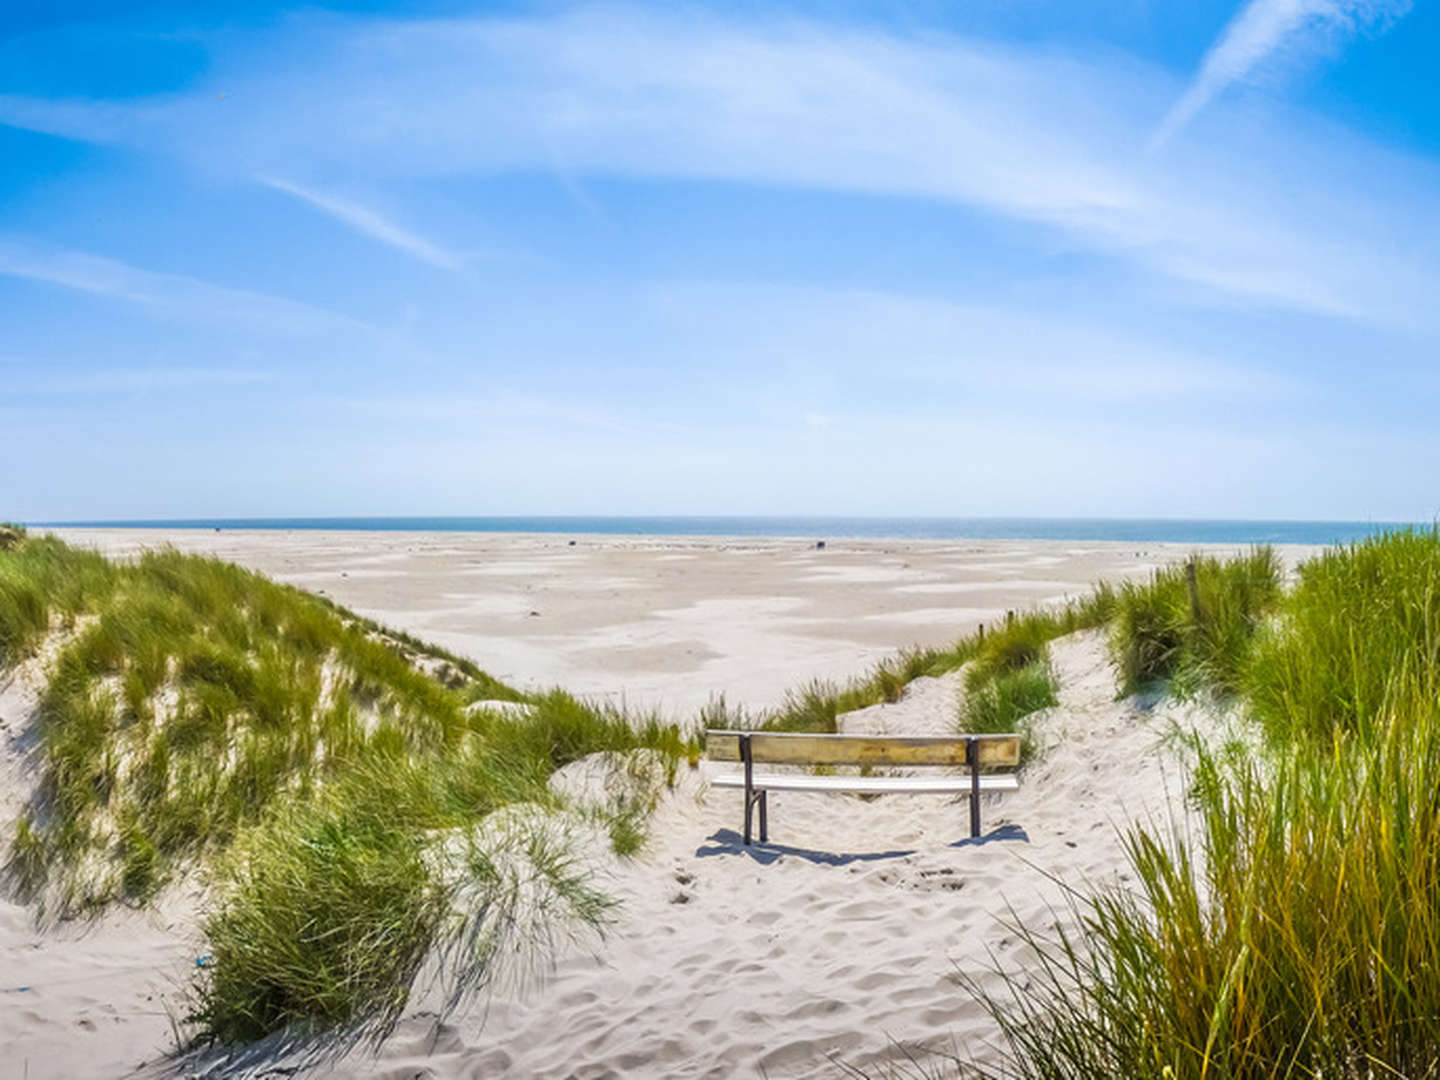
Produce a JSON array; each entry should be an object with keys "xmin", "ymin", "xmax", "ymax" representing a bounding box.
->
[{"xmin": 705, "ymin": 730, "xmax": 1021, "ymax": 845}]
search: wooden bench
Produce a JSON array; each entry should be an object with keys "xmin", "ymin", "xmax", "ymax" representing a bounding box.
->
[{"xmin": 705, "ymin": 730, "xmax": 1021, "ymax": 845}]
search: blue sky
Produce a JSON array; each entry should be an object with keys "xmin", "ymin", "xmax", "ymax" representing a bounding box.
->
[{"xmin": 3, "ymin": 0, "xmax": 1438, "ymax": 521}]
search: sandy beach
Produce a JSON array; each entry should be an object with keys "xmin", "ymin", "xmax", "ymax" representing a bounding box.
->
[
  {"xmin": 1, "ymin": 530, "xmax": 1312, "ymax": 1078},
  {"xmin": 44, "ymin": 528, "xmax": 1309, "ymax": 718}
]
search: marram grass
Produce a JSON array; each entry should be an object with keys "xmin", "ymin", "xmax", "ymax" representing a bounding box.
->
[
  {"xmin": 1245, "ymin": 526, "xmax": 1440, "ymax": 745},
  {"xmin": 961, "ymin": 687, "xmax": 1440, "ymax": 1080},
  {"xmin": 1109, "ymin": 546, "xmax": 1282, "ymax": 697},
  {"xmin": 752, "ymin": 583, "xmax": 1116, "ymax": 736},
  {"xmin": 959, "ymin": 658, "xmax": 1057, "ymax": 739},
  {"xmin": 0, "ymin": 535, "xmax": 691, "ymax": 1043},
  {"xmin": 955, "ymin": 531, "xmax": 1440, "ymax": 1079}
]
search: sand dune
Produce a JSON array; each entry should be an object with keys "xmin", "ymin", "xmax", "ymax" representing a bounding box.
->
[
  {"xmin": 137, "ymin": 632, "xmax": 1228, "ymax": 1079},
  {"xmin": 0, "ymin": 532, "xmax": 1278, "ymax": 1079}
]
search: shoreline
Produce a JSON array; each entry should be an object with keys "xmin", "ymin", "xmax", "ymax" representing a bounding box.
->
[{"xmin": 32, "ymin": 516, "xmax": 1409, "ymax": 546}]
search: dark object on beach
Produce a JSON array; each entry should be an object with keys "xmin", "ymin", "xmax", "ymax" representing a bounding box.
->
[
  {"xmin": 568, "ymin": 539, "xmax": 577, "ymax": 546},
  {"xmin": 214, "ymin": 527, "xmax": 221, "ymax": 532},
  {"xmin": 529, "ymin": 610, "xmax": 540, "ymax": 617},
  {"xmin": 815, "ymin": 540, "xmax": 826, "ymax": 550}
]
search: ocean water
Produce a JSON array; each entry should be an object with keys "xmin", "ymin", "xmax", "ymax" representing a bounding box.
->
[{"xmin": 36, "ymin": 516, "xmax": 1424, "ymax": 546}]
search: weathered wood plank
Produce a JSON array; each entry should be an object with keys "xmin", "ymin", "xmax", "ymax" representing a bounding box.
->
[
  {"xmin": 709, "ymin": 772, "xmax": 1021, "ymax": 795},
  {"xmin": 703, "ymin": 730, "xmax": 1021, "ymax": 767}
]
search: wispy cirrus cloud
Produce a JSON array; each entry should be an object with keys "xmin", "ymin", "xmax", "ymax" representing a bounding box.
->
[
  {"xmin": 0, "ymin": 241, "xmax": 366, "ymax": 336},
  {"xmin": 9, "ymin": 365, "xmax": 280, "ymax": 395},
  {"xmin": 259, "ymin": 177, "xmax": 464, "ymax": 269},
  {"xmin": 1154, "ymin": 0, "xmax": 1412, "ymax": 146},
  {"xmin": 0, "ymin": 8, "xmax": 1433, "ymax": 331}
]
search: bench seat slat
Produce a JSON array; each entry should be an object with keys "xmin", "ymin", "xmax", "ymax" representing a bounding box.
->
[
  {"xmin": 705, "ymin": 730, "xmax": 1020, "ymax": 767},
  {"xmin": 709, "ymin": 772, "xmax": 1021, "ymax": 795}
]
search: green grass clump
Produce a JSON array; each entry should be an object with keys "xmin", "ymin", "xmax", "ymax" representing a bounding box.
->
[
  {"xmin": 955, "ymin": 530, "xmax": 1440, "ymax": 1079},
  {"xmin": 959, "ymin": 659, "xmax": 1057, "ymax": 737},
  {"xmin": 607, "ymin": 812, "xmax": 646, "ymax": 856},
  {"xmin": 194, "ymin": 784, "xmax": 620, "ymax": 1043},
  {"xmin": 15, "ymin": 546, "xmax": 492, "ymax": 906},
  {"xmin": 0, "ymin": 534, "xmax": 117, "ymax": 666},
  {"xmin": 952, "ymin": 609, "xmax": 1089, "ymax": 746},
  {"xmin": 765, "ymin": 678, "xmax": 846, "ymax": 733},
  {"xmin": 1109, "ymin": 547, "xmax": 1282, "ymax": 696},
  {"xmin": 967, "ymin": 615, "xmax": 1058, "ymax": 685},
  {"xmin": 751, "ymin": 586, "xmax": 1116, "ymax": 737},
  {"xmin": 193, "ymin": 806, "xmax": 451, "ymax": 1042},
  {"xmin": 1245, "ymin": 527, "xmax": 1440, "ymax": 745},
  {"xmin": 963, "ymin": 682, "xmax": 1440, "ymax": 1079}
]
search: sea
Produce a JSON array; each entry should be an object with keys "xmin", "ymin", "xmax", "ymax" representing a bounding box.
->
[{"xmin": 34, "ymin": 517, "xmax": 1427, "ymax": 546}]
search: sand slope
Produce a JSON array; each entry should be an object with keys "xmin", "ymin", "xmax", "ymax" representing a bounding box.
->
[
  {"xmin": 151, "ymin": 631, "xmax": 1226, "ymax": 1079},
  {"xmin": 0, "ymin": 650, "xmax": 201, "ymax": 1080}
]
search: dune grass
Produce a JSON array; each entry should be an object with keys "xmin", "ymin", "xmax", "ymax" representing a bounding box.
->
[
  {"xmin": 1109, "ymin": 547, "xmax": 1283, "ymax": 697},
  {"xmin": 0, "ymin": 535, "xmax": 692, "ymax": 1043},
  {"xmin": 15, "ymin": 545, "xmax": 479, "ymax": 906},
  {"xmin": 1245, "ymin": 527, "xmax": 1440, "ymax": 745},
  {"xmin": 960, "ymin": 531, "xmax": 1440, "ymax": 1079},
  {"xmin": 0, "ymin": 534, "xmax": 118, "ymax": 667},
  {"xmin": 958, "ymin": 659, "xmax": 1057, "ymax": 738},
  {"xmin": 963, "ymin": 683, "xmax": 1440, "ymax": 1079},
  {"xmin": 750, "ymin": 585, "xmax": 1116, "ymax": 736}
]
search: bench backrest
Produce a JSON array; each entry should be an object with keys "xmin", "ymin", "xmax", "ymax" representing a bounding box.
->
[{"xmin": 705, "ymin": 730, "xmax": 1020, "ymax": 768}]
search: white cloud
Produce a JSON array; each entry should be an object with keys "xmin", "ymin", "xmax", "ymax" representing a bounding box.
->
[
  {"xmin": 1154, "ymin": 0, "xmax": 1412, "ymax": 146},
  {"xmin": 0, "ymin": 7, "xmax": 1434, "ymax": 330},
  {"xmin": 10, "ymin": 365, "xmax": 279, "ymax": 395},
  {"xmin": 0, "ymin": 241, "xmax": 366, "ymax": 336},
  {"xmin": 260, "ymin": 177, "xmax": 463, "ymax": 269}
]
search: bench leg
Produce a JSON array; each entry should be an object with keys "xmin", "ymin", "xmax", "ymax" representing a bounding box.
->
[
  {"xmin": 743, "ymin": 789, "xmax": 768, "ymax": 846},
  {"xmin": 968, "ymin": 735, "xmax": 981, "ymax": 839}
]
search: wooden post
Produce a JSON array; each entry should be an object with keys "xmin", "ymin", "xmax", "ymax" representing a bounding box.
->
[
  {"xmin": 1185, "ymin": 559, "xmax": 1202, "ymax": 624},
  {"xmin": 977, "ymin": 622, "xmax": 985, "ymax": 642}
]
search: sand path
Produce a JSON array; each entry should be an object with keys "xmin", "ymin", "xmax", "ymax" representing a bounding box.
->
[{"xmin": 157, "ymin": 631, "xmax": 1224, "ymax": 1079}]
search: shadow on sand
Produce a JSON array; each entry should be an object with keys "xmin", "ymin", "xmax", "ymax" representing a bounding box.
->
[{"xmin": 696, "ymin": 823, "xmax": 1028, "ymax": 866}]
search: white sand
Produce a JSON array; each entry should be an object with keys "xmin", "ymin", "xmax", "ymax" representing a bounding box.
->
[
  {"xmin": 0, "ymin": 530, "xmax": 1296, "ymax": 1078},
  {"xmin": 43, "ymin": 528, "xmax": 1310, "ymax": 718}
]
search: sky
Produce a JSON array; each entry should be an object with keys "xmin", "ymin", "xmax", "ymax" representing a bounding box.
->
[{"xmin": 3, "ymin": 0, "xmax": 1439, "ymax": 521}]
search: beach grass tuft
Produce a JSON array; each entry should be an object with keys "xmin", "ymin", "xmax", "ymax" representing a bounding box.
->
[
  {"xmin": 1109, "ymin": 547, "xmax": 1282, "ymax": 697},
  {"xmin": 958, "ymin": 530, "xmax": 1440, "ymax": 1079},
  {"xmin": 1245, "ymin": 526, "xmax": 1440, "ymax": 744},
  {"xmin": 958, "ymin": 659, "xmax": 1057, "ymax": 738},
  {"xmin": 752, "ymin": 586, "xmax": 1116, "ymax": 738}
]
